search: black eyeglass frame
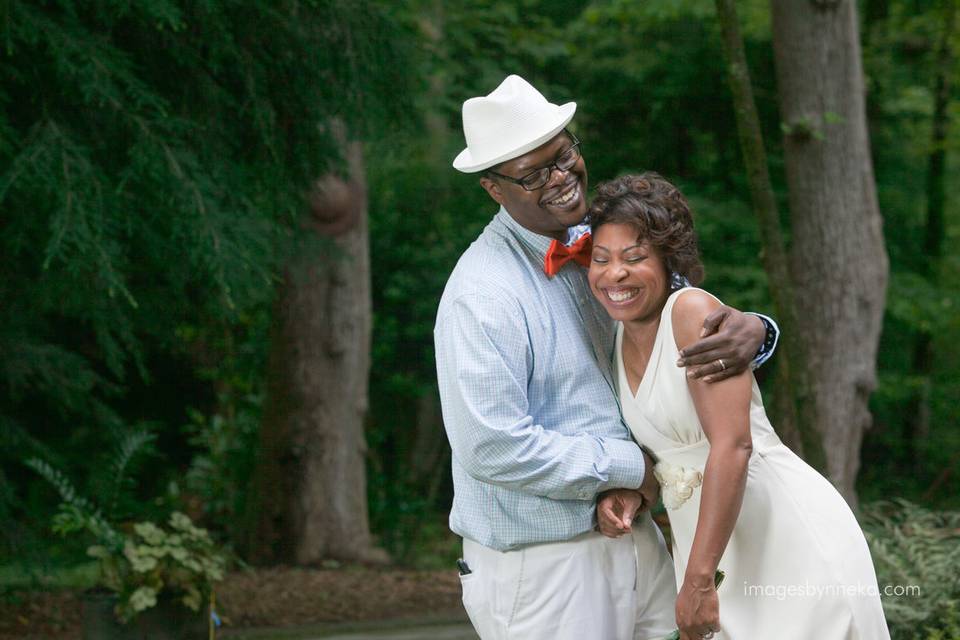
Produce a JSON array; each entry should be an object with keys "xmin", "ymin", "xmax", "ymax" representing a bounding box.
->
[{"xmin": 486, "ymin": 130, "xmax": 582, "ymax": 191}]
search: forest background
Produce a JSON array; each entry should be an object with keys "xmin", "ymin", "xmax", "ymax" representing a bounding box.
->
[{"xmin": 1, "ymin": 0, "xmax": 958, "ymax": 633}]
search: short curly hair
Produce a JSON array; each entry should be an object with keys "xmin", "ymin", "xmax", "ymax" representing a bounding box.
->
[{"xmin": 588, "ymin": 172, "xmax": 704, "ymax": 286}]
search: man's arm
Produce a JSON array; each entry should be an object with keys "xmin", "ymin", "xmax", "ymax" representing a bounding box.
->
[
  {"xmin": 435, "ymin": 292, "xmax": 646, "ymax": 501},
  {"xmin": 675, "ymin": 306, "xmax": 779, "ymax": 382}
]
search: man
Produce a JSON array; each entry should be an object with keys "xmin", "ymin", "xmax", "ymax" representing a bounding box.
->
[{"xmin": 434, "ymin": 75, "xmax": 777, "ymax": 640}]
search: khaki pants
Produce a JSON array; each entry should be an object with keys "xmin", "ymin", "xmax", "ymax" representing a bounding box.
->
[{"xmin": 460, "ymin": 514, "xmax": 677, "ymax": 640}]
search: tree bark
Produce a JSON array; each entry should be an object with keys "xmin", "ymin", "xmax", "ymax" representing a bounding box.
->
[
  {"xmin": 246, "ymin": 123, "xmax": 387, "ymax": 565},
  {"xmin": 770, "ymin": 0, "xmax": 889, "ymax": 507}
]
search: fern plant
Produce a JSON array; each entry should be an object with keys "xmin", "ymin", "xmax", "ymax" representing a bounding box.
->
[
  {"xmin": 862, "ymin": 500, "xmax": 960, "ymax": 639},
  {"xmin": 26, "ymin": 424, "xmax": 154, "ymax": 557}
]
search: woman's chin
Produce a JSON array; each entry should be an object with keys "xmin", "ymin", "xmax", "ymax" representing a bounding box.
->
[
  {"xmin": 599, "ymin": 296, "xmax": 667, "ymax": 324},
  {"xmin": 600, "ymin": 302, "xmax": 640, "ymax": 322}
]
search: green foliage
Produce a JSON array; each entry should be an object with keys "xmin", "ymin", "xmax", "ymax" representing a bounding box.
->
[
  {"xmin": 564, "ymin": 0, "xmax": 781, "ymax": 186},
  {"xmin": 25, "ymin": 425, "xmax": 157, "ymax": 550},
  {"xmin": 25, "ymin": 457, "xmax": 123, "ymax": 551},
  {"xmin": 99, "ymin": 512, "xmax": 227, "ymax": 621},
  {"xmin": 27, "ymin": 437, "xmax": 227, "ymax": 621},
  {"xmin": 102, "ymin": 428, "xmax": 158, "ymax": 518},
  {"xmin": 1, "ymin": 0, "xmax": 417, "ymax": 560},
  {"xmin": 858, "ymin": 0, "xmax": 960, "ymax": 509},
  {"xmin": 181, "ymin": 390, "xmax": 262, "ymax": 543},
  {"xmin": 418, "ymin": 0, "xmax": 573, "ymax": 123},
  {"xmin": 3, "ymin": 0, "xmax": 959, "ymax": 577},
  {"xmin": 363, "ymin": 0, "xmax": 960, "ymax": 563},
  {"xmin": 862, "ymin": 501, "xmax": 960, "ymax": 639}
]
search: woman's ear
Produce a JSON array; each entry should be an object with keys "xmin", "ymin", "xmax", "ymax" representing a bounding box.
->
[{"xmin": 479, "ymin": 176, "xmax": 505, "ymax": 206}]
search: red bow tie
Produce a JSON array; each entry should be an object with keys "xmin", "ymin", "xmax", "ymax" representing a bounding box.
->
[{"xmin": 544, "ymin": 232, "xmax": 592, "ymax": 277}]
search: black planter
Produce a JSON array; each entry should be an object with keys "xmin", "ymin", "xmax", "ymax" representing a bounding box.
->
[{"xmin": 82, "ymin": 590, "xmax": 209, "ymax": 640}]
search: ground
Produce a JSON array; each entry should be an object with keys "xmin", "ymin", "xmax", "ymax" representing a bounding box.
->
[{"xmin": 0, "ymin": 566, "xmax": 464, "ymax": 640}]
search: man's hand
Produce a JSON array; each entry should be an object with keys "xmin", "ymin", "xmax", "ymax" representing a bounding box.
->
[
  {"xmin": 596, "ymin": 488, "xmax": 643, "ymax": 538},
  {"xmin": 676, "ymin": 306, "xmax": 764, "ymax": 382}
]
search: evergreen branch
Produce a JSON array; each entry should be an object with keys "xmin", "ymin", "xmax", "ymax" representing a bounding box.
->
[
  {"xmin": 12, "ymin": 1, "xmax": 169, "ymax": 118},
  {"xmin": 0, "ymin": 122, "xmax": 52, "ymax": 205}
]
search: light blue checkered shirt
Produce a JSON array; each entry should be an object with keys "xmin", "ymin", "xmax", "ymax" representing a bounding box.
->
[{"xmin": 435, "ymin": 207, "xmax": 645, "ymax": 551}]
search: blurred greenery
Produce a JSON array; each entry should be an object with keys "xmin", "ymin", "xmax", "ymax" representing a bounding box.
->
[
  {"xmin": 1, "ymin": 0, "xmax": 957, "ymax": 608},
  {"xmin": 863, "ymin": 500, "xmax": 960, "ymax": 639}
]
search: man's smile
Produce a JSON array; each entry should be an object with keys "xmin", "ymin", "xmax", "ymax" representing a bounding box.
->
[{"xmin": 541, "ymin": 180, "xmax": 582, "ymax": 210}]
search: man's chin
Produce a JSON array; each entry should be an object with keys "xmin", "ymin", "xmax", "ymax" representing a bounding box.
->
[{"xmin": 558, "ymin": 206, "xmax": 588, "ymax": 228}]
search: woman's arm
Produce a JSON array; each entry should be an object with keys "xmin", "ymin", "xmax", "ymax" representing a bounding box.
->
[
  {"xmin": 671, "ymin": 290, "xmax": 754, "ymax": 640},
  {"xmin": 675, "ymin": 307, "xmax": 775, "ymax": 382}
]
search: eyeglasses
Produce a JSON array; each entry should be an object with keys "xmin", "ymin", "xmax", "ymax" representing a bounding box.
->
[{"xmin": 487, "ymin": 132, "xmax": 582, "ymax": 191}]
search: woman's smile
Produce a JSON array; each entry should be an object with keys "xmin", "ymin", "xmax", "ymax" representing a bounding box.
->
[{"xmin": 603, "ymin": 286, "xmax": 641, "ymax": 305}]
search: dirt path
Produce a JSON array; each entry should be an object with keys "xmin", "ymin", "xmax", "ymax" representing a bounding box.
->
[
  {"xmin": 316, "ymin": 623, "xmax": 476, "ymax": 640},
  {"xmin": 224, "ymin": 618, "xmax": 476, "ymax": 640},
  {"xmin": 0, "ymin": 566, "xmax": 466, "ymax": 639}
]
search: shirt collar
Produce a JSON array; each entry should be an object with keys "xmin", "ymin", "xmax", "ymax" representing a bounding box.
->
[
  {"xmin": 495, "ymin": 206, "xmax": 591, "ymax": 259},
  {"xmin": 565, "ymin": 222, "xmax": 591, "ymax": 245}
]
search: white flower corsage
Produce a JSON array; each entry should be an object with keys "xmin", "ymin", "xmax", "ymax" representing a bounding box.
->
[{"xmin": 653, "ymin": 462, "xmax": 703, "ymax": 510}]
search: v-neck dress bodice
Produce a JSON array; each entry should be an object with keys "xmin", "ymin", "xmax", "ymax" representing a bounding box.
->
[{"xmin": 615, "ymin": 288, "xmax": 890, "ymax": 640}]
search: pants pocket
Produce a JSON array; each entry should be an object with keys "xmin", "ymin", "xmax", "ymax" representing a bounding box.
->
[{"xmin": 460, "ymin": 572, "xmax": 496, "ymax": 639}]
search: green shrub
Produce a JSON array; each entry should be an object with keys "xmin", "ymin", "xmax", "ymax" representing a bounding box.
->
[
  {"xmin": 862, "ymin": 500, "xmax": 960, "ymax": 639},
  {"xmin": 26, "ymin": 430, "xmax": 227, "ymax": 622}
]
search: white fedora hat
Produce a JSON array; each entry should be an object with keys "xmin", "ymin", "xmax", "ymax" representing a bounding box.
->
[{"xmin": 453, "ymin": 75, "xmax": 577, "ymax": 173}]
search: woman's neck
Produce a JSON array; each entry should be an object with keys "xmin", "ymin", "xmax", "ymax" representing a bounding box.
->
[
  {"xmin": 619, "ymin": 311, "xmax": 663, "ymax": 395},
  {"xmin": 622, "ymin": 314, "xmax": 661, "ymax": 355}
]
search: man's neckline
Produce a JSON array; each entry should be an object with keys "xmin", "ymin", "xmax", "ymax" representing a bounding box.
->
[{"xmin": 496, "ymin": 207, "xmax": 590, "ymax": 252}]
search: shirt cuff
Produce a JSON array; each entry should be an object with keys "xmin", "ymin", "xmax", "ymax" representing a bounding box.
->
[
  {"xmin": 746, "ymin": 312, "xmax": 780, "ymax": 370},
  {"xmin": 600, "ymin": 437, "xmax": 647, "ymax": 493}
]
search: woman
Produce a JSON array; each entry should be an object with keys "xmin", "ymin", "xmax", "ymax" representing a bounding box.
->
[{"xmin": 587, "ymin": 173, "xmax": 889, "ymax": 640}]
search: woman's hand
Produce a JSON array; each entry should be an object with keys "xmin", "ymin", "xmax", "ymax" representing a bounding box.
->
[
  {"xmin": 676, "ymin": 306, "xmax": 765, "ymax": 382},
  {"xmin": 596, "ymin": 488, "xmax": 643, "ymax": 537},
  {"xmin": 596, "ymin": 449, "xmax": 660, "ymax": 537},
  {"xmin": 676, "ymin": 576, "xmax": 720, "ymax": 640}
]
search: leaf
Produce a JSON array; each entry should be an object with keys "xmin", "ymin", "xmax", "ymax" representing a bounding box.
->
[{"xmin": 128, "ymin": 586, "xmax": 158, "ymax": 612}]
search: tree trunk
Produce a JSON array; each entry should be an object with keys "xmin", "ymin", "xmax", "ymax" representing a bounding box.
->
[
  {"xmin": 245, "ymin": 123, "xmax": 387, "ymax": 565},
  {"xmin": 771, "ymin": 0, "xmax": 889, "ymax": 508}
]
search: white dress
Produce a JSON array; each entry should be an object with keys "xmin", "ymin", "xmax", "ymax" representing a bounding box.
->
[{"xmin": 616, "ymin": 288, "xmax": 890, "ymax": 639}]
